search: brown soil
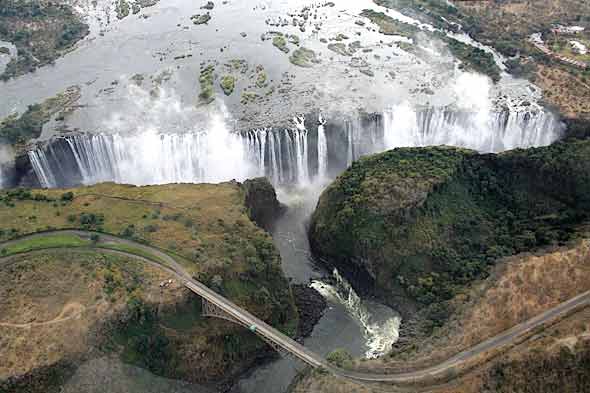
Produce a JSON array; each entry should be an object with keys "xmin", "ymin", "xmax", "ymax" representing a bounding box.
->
[{"xmin": 0, "ymin": 249, "xmax": 173, "ymax": 381}]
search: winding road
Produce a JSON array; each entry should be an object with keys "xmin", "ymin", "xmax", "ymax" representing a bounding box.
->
[{"xmin": 1, "ymin": 229, "xmax": 589, "ymax": 387}]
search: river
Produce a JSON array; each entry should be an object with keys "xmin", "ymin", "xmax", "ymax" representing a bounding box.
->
[{"xmin": 230, "ymin": 184, "xmax": 401, "ymax": 393}]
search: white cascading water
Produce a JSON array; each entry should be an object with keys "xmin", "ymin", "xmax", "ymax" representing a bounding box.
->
[
  {"xmin": 0, "ymin": 144, "xmax": 14, "ymax": 189},
  {"xmin": 293, "ymin": 115, "xmax": 309, "ymax": 186},
  {"xmin": 30, "ymin": 113, "xmax": 256, "ymax": 188},
  {"xmin": 383, "ymin": 103, "xmax": 561, "ymax": 153},
  {"xmin": 381, "ymin": 73, "xmax": 563, "ymax": 152},
  {"xmin": 311, "ymin": 268, "xmax": 401, "ymax": 359},
  {"xmin": 242, "ymin": 124, "xmax": 311, "ymax": 186},
  {"xmin": 317, "ymin": 113, "xmax": 328, "ymax": 180},
  {"xmin": 346, "ymin": 120, "xmax": 355, "ymax": 167},
  {"xmin": 28, "ymin": 75, "xmax": 562, "ymax": 189},
  {"xmin": 29, "ymin": 149, "xmax": 58, "ymax": 187},
  {"xmin": 28, "ymin": 105, "xmax": 561, "ymax": 188}
]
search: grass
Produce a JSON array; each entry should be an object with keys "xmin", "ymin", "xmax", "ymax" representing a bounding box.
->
[
  {"xmin": 1, "ymin": 234, "xmax": 89, "ymax": 255},
  {"xmin": 361, "ymin": 9, "xmax": 418, "ymax": 37},
  {"xmin": 0, "ymin": 181, "xmax": 299, "ymax": 387},
  {"xmin": 0, "ymin": 181, "xmax": 297, "ymax": 328},
  {"xmin": 272, "ymin": 35, "xmax": 289, "ymax": 53},
  {"xmin": 289, "ymin": 47, "xmax": 319, "ymax": 67},
  {"xmin": 0, "ymin": 248, "xmax": 173, "ymax": 378},
  {"xmin": 99, "ymin": 242, "xmax": 169, "ymax": 265},
  {"xmin": 220, "ymin": 75, "xmax": 236, "ymax": 95},
  {"xmin": 198, "ymin": 64, "xmax": 215, "ymax": 104}
]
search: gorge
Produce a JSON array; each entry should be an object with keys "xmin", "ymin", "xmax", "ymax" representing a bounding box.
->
[{"xmin": 1, "ymin": 0, "xmax": 589, "ymax": 392}]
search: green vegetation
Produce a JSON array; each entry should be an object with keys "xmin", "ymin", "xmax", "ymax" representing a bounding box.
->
[
  {"xmin": 256, "ymin": 70, "xmax": 267, "ymax": 88},
  {"xmin": 0, "ymin": 233, "xmax": 89, "ymax": 256},
  {"xmin": 240, "ymin": 91, "xmax": 259, "ymax": 105},
  {"xmin": 360, "ymin": 8, "xmax": 501, "ymax": 82},
  {"xmin": 272, "ymin": 35, "xmax": 289, "ymax": 53},
  {"xmin": 116, "ymin": 0, "xmax": 130, "ymax": 19},
  {"xmin": 0, "ymin": 104, "xmax": 46, "ymax": 144},
  {"xmin": 287, "ymin": 34, "xmax": 300, "ymax": 45},
  {"xmin": 327, "ymin": 42, "xmax": 352, "ymax": 57},
  {"xmin": 220, "ymin": 75, "xmax": 236, "ymax": 95},
  {"xmin": 360, "ymin": 9, "xmax": 418, "ymax": 37},
  {"xmin": 326, "ymin": 348, "xmax": 353, "ymax": 368},
  {"xmin": 0, "ymin": 0, "xmax": 88, "ymax": 80},
  {"xmin": 226, "ymin": 58, "xmax": 248, "ymax": 73},
  {"xmin": 445, "ymin": 38, "xmax": 501, "ymax": 82},
  {"xmin": 310, "ymin": 140, "xmax": 590, "ymax": 329},
  {"xmin": 198, "ymin": 64, "xmax": 215, "ymax": 104},
  {"xmin": 0, "ymin": 86, "xmax": 80, "ymax": 145},
  {"xmin": 0, "ymin": 181, "xmax": 299, "ymax": 387},
  {"xmin": 201, "ymin": 1, "xmax": 214, "ymax": 10},
  {"xmin": 289, "ymin": 47, "xmax": 319, "ymax": 67},
  {"xmin": 372, "ymin": 0, "xmax": 590, "ymax": 82}
]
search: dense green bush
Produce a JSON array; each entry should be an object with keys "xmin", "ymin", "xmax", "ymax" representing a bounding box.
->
[
  {"xmin": 326, "ymin": 348, "xmax": 354, "ymax": 368},
  {"xmin": 311, "ymin": 140, "xmax": 590, "ymax": 327}
]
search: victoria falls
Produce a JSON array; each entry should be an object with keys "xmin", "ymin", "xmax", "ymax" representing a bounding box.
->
[{"xmin": 1, "ymin": 0, "xmax": 590, "ymax": 393}]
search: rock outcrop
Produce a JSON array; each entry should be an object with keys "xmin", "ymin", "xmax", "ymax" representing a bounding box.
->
[{"xmin": 242, "ymin": 177, "xmax": 286, "ymax": 231}]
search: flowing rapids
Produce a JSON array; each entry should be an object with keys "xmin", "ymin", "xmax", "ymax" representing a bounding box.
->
[{"xmin": 311, "ymin": 269, "xmax": 401, "ymax": 359}]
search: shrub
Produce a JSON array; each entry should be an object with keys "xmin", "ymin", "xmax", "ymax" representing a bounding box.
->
[
  {"xmin": 60, "ymin": 192, "xmax": 74, "ymax": 201},
  {"xmin": 326, "ymin": 348, "xmax": 353, "ymax": 368}
]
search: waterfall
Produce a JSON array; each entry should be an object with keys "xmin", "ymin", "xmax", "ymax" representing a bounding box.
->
[
  {"xmin": 346, "ymin": 122, "xmax": 354, "ymax": 167},
  {"xmin": 257, "ymin": 129, "xmax": 267, "ymax": 176},
  {"xmin": 284, "ymin": 129, "xmax": 294, "ymax": 183},
  {"xmin": 242, "ymin": 126, "xmax": 310, "ymax": 185},
  {"xmin": 29, "ymin": 120, "xmax": 254, "ymax": 187},
  {"xmin": 294, "ymin": 129, "xmax": 309, "ymax": 185},
  {"xmin": 275, "ymin": 131, "xmax": 283, "ymax": 184},
  {"xmin": 29, "ymin": 149, "xmax": 58, "ymax": 188},
  {"xmin": 383, "ymin": 104, "xmax": 562, "ymax": 153},
  {"xmin": 311, "ymin": 268, "xmax": 401, "ymax": 358},
  {"xmin": 317, "ymin": 114, "xmax": 328, "ymax": 180},
  {"xmin": 27, "ymin": 107, "xmax": 562, "ymax": 189}
]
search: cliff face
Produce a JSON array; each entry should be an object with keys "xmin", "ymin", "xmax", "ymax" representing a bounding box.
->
[
  {"xmin": 242, "ymin": 177, "xmax": 286, "ymax": 231},
  {"xmin": 309, "ymin": 140, "xmax": 590, "ymax": 321}
]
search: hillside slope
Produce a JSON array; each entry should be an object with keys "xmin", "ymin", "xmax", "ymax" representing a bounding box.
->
[
  {"xmin": 310, "ymin": 139, "xmax": 590, "ymax": 324},
  {"xmin": 0, "ymin": 180, "xmax": 296, "ymax": 392}
]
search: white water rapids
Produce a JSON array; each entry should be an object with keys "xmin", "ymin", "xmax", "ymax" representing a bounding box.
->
[{"xmin": 311, "ymin": 269, "xmax": 401, "ymax": 358}]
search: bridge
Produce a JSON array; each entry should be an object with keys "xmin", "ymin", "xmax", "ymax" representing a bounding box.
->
[{"xmin": 2, "ymin": 230, "xmax": 590, "ymax": 386}]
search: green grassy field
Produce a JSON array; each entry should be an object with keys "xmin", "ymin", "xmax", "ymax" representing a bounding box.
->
[{"xmin": 0, "ymin": 233, "xmax": 89, "ymax": 256}]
